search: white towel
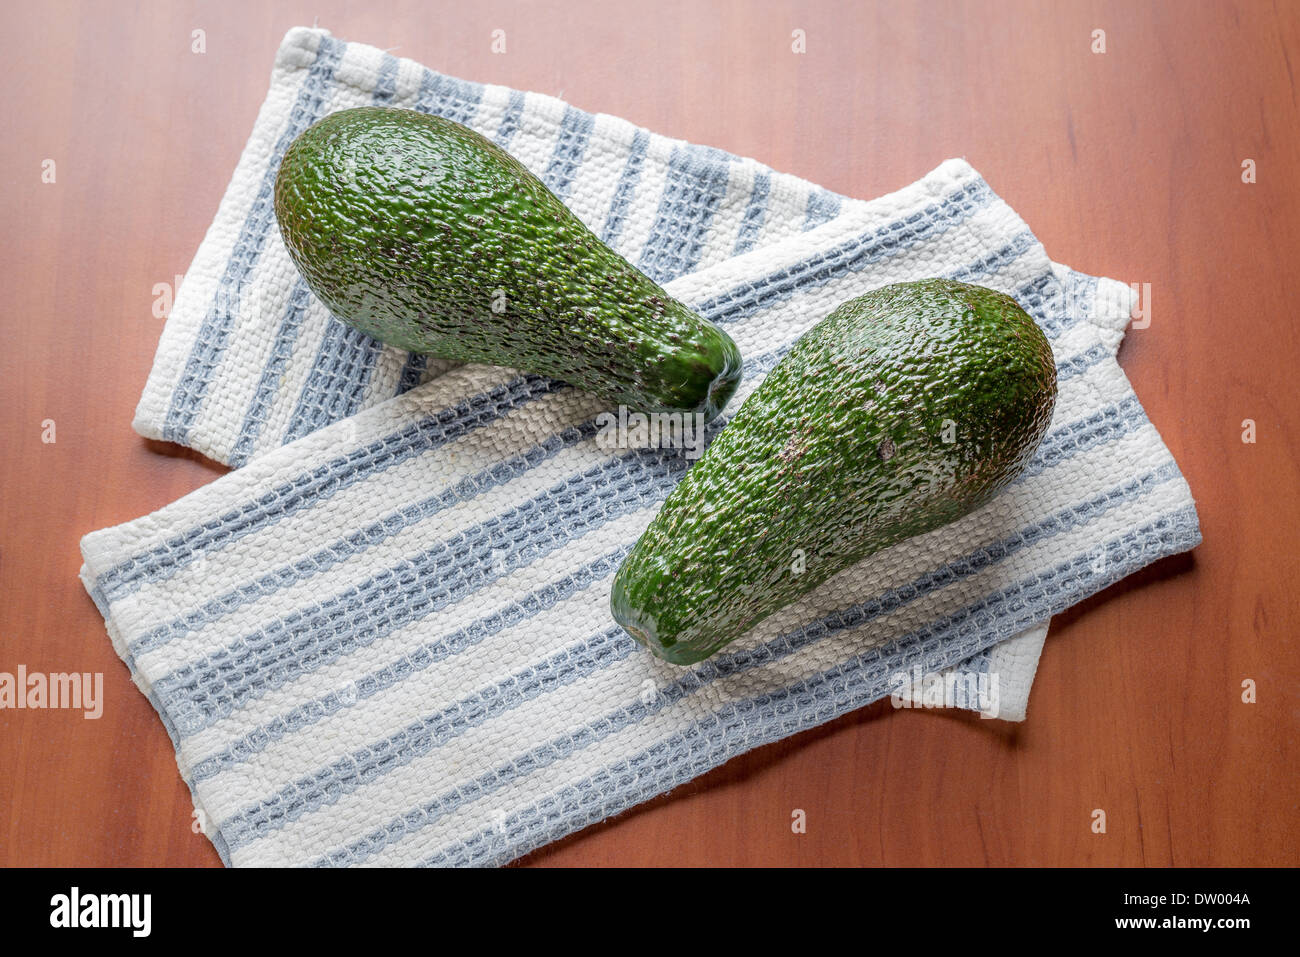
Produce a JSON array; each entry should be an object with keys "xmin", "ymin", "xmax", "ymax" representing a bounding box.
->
[{"xmin": 83, "ymin": 27, "xmax": 1200, "ymax": 866}]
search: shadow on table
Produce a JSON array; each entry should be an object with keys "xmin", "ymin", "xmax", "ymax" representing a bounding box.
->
[{"xmin": 141, "ymin": 437, "xmax": 231, "ymax": 477}]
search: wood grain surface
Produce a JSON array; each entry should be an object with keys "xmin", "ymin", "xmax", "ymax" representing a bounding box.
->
[{"xmin": 1, "ymin": 0, "xmax": 1296, "ymax": 868}]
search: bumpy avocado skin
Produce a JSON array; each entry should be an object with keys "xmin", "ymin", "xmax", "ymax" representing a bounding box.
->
[
  {"xmin": 274, "ymin": 107, "xmax": 742, "ymax": 420},
  {"xmin": 610, "ymin": 279, "xmax": 1058, "ymax": 665}
]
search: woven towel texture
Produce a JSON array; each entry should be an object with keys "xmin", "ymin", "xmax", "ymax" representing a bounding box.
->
[
  {"xmin": 84, "ymin": 28, "xmax": 1201, "ymax": 866},
  {"xmin": 125, "ymin": 27, "xmax": 1158, "ymax": 722},
  {"xmin": 84, "ymin": 59, "xmax": 1201, "ymax": 861}
]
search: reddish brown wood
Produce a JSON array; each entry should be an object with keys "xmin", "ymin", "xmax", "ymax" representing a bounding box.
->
[{"xmin": 0, "ymin": 0, "xmax": 1295, "ymax": 867}]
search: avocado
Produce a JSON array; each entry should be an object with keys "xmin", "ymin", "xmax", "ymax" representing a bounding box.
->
[
  {"xmin": 610, "ymin": 279, "xmax": 1058, "ymax": 665},
  {"xmin": 273, "ymin": 107, "xmax": 742, "ymax": 421}
]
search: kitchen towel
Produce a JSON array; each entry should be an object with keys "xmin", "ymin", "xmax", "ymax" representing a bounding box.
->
[
  {"xmin": 82, "ymin": 28, "xmax": 1201, "ymax": 866},
  {"xmin": 130, "ymin": 26, "xmax": 1142, "ymax": 721}
]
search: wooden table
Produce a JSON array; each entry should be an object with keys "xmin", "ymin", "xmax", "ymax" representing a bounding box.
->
[{"xmin": 1, "ymin": 0, "xmax": 1295, "ymax": 867}]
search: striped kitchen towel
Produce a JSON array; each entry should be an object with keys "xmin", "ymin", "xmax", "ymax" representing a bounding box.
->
[
  {"xmin": 128, "ymin": 26, "xmax": 1157, "ymax": 722},
  {"xmin": 81, "ymin": 28, "xmax": 1201, "ymax": 866}
]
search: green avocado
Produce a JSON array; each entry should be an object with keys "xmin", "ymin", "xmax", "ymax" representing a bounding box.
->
[
  {"xmin": 610, "ymin": 279, "xmax": 1058, "ymax": 665},
  {"xmin": 273, "ymin": 106, "xmax": 741, "ymax": 421}
]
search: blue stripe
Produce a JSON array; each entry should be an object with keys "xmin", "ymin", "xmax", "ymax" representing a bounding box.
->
[
  {"xmin": 221, "ymin": 623, "xmax": 635, "ymax": 851},
  {"xmin": 306, "ymin": 465, "xmax": 1188, "ymax": 866},
  {"xmin": 732, "ymin": 171, "xmax": 771, "ymax": 255},
  {"xmin": 952, "ymin": 645, "xmax": 997, "ymax": 689},
  {"xmin": 413, "ymin": 68, "xmax": 485, "ymax": 123},
  {"xmin": 282, "ymin": 318, "xmax": 385, "ymax": 443},
  {"xmin": 1021, "ymin": 395, "xmax": 1143, "ymax": 481},
  {"xmin": 189, "ymin": 547, "xmax": 631, "ymax": 784},
  {"xmin": 692, "ymin": 178, "xmax": 993, "ymax": 324},
  {"xmin": 599, "ymin": 130, "xmax": 649, "ymax": 247},
  {"xmin": 1016, "ymin": 272, "xmax": 1091, "ymax": 339},
  {"xmin": 541, "ymin": 105, "xmax": 594, "ymax": 201},
  {"xmin": 802, "ymin": 187, "xmax": 842, "ymax": 231},
  {"xmin": 161, "ymin": 35, "xmax": 346, "ymax": 446},
  {"xmin": 127, "ymin": 421, "xmax": 604, "ymax": 657},
  {"xmin": 1081, "ymin": 273, "xmax": 1102, "ymax": 318},
  {"xmin": 153, "ymin": 443, "xmax": 697, "ymax": 736},
  {"xmin": 429, "ymin": 505, "xmax": 1203, "ymax": 867},
  {"xmin": 948, "ymin": 646, "xmax": 997, "ymax": 709},
  {"xmin": 228, "ymin": 279, "xmax": 316, "ymax": 467},
  {"xmin": 98, "ymin": 177, "xmax": 993, "ymax": 599},
  {"xmin": 370, "ymin": 53, "xmax": 400, "ymax": 104},
  {"xmin": 208, "ymin": 374, "xmax": 1144, "ymax": 843},
  {"xmin": 96, "ymin": 373, "xmax": 567, "ymax": 602},
  {"xmin": 493, "ymin": 90, "xmax": 526, "ymax": 148},
  {"xmin": 948, "ymin": 230, "xmax": 1036, "ymax": 282},
  {"xmin": 1063, "ymin": 270, "xmax": 1102, "ymax": 327},
  {"xmin": 637, "ymin": 144, "xmax": 734, "ymax": 283},
  {"xmin": 1017, "ymin": 271, "xmax": 1090, "ymax": 339},
  {"xmin": 1056, "ymin": 343, "xmax": 1110, "ymax": 381},
  {"xmin": 394, "ymin": 353, "xmax": 429, "ymax": 396}
]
